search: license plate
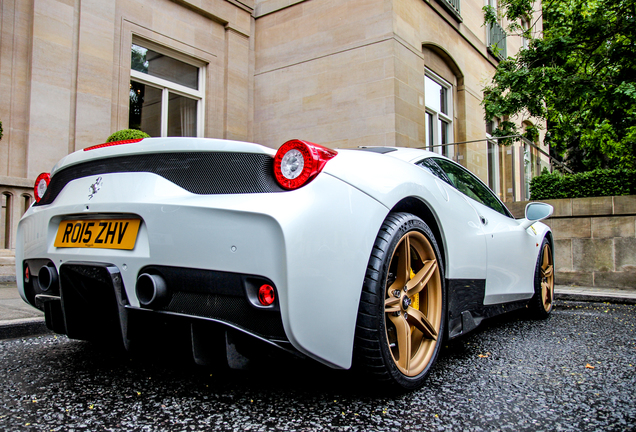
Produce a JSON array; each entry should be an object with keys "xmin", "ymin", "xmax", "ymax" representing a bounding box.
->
[{"xmin": 54, "ymin": 218, "xmax": 141, "ymax": 250}]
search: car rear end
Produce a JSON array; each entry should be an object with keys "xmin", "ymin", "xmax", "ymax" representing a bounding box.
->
[{"xmin": 15, "ymin": 137, "xmax": 390, "ymax": 369}]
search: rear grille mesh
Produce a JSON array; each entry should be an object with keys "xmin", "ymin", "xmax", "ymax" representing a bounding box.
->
[
  {"xmin": 166, "ymin": 292, "xmax": 286, "ymax": 339},
  {"xmin": 36, "ymin": 152, "xmax": 285, "ymax": 206}
]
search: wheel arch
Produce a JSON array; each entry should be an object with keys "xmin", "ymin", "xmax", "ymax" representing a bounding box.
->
[
  {"xmin": 390, "ymin": 197, "xmax": 447, "ymax": 273},
  {"xmin": 545, "ymin": 230, "xmax": 554, "ymax": 250}
]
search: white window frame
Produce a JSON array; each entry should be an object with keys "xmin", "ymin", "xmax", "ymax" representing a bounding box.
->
[
  {"xmin": 130, "ymin": 39, "xmax": 206, "ymax": 137},
  {"xmin": 486, "ymin": 119, "xmax": 501, "ymax": 197},
  {"xmin": 425, "ymin": 71, "xmax": 454, "ymax": 155},
  {"xmin": 521, "ymin": 17, "xmax": 530, "ymax": 50}
]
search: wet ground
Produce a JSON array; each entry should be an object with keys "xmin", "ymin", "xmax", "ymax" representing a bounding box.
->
[{"xmin": 1, "ymin": 300, "xmax": 635, "ymax": 431}]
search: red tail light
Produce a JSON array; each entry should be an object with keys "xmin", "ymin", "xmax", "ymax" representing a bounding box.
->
[
  {"xmin": 83, "ymin": 138, "xmax": 144, "ymax": 151},
  {"xmin": 258, "ymin": 284, "xmax": 276, "ymax": 306},
  {"xmin": 34, "ymin": 172, "xmax": 51, "ymax": 203},
  {"xmin": 274, "ymin": 139, "xmax": 337, "ymax": 190}
]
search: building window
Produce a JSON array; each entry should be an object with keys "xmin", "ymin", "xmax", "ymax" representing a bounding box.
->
[
  {"xmin": 521, "ymin": 17, "xmax": 530, "ymax": 50},
  {"xmin": 486, "ymin": 0, "xmax": 507, "ymax": 60},
  {"xmin": 425, "ymin": 73, "xmax": 453, "ymax": 156},
  {"xmin": 129, "ymin": 43, "xmax": 204, "ymax": 137},
  {"xmin": 436, "ymin": 0, "xmax": 461, "ymax": 21}
]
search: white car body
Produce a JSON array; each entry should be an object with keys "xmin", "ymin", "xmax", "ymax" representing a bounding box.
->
[{"xmin": 16, "ymin": 138, "xmax": 552, "ymax": 371}]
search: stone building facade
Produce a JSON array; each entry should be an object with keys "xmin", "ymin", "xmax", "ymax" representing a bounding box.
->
[{"xmin": 1, "ymin": 0, "xmax": 545, "ymax": 250}]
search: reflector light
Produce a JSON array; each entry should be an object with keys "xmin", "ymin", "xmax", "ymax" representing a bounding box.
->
[
  {"xmin": 83, "ymin": 138, "xmax": 144, "ymax": 151},
  {"xmin": 34, "ymin": 172, "xmax": 51, "ymax": 203},
  {"xmin": 25, "ymin": 266, "xmax": 30, "ymax": 284},
  {"xmin": 274, "ymin": 139, "xmax": 338, "ymax": 190},
  {"xmin": 258, "ymin": 284, "xmax": 276, "ymax": 306}
]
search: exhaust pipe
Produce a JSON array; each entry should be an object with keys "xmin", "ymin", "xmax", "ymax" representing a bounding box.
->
[
  {"xmin": 38, "ymin": 265, "xmax": 59, "ymax": 292},
  {"xmin": 136, "ymin": 273, "xmax": 168, "ymax": 308}
]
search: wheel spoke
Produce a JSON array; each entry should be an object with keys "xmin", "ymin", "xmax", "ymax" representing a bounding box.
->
[
  {"xmin": 389, "ymin": 313, "xmax": 412, "ymax": 372},
  {"xmin": 406, "ymin": 259, "xmax": 437, "ymax": 295},
  {"xmin": 385, "ymin": 297, "xmax": 401, "ymax": 313},
  {"xmin": 395, "ymin": 235, "xmax": 411, "ymax": 290},
  {"xmin": 542, "ymin": 264, "xmax": 553, "ymax": 278},
  {"xmin": 543, "ymin": 281, "xmax": 553, "ymax": 304},
  {"xmin": 407, "ymin": 308, "xmax": 438, "ymax": 341}
]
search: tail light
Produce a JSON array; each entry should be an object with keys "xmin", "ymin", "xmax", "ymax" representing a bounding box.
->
[
  {"xmin": 274, "ymin": 139, "xmax": 337, "ymax": 190},
  {"xmin": 83, "ymin": 138, "xmax": 144, "ymax": 151},
  {"xmin": 34, "ymin": 172, "xmax": 51, "ymax": 203}
]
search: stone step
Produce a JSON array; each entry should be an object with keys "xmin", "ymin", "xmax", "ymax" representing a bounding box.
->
[
  {"xmin": 0, "ymin": 265, "xmax": 16, "ymax": 276},
  {"xmin": 0, "ymin": 250, "xmax": 17, "ymax": 282},
  {"xmin": 0, "ymin": 257, "xmax": 15, "ymax": 266}
]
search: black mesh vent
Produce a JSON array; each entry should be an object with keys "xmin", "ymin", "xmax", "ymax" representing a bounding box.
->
[
  {"xmin": 36, "ymin": 152, "xmax": 285, "ymax": 206},
  {"xmin": 166, "ymin": 292, "xmax": 286, "ymax": 340},
  {"xmin": 141, "ymin": 265, "xmax": 287, "ymax": 341}
]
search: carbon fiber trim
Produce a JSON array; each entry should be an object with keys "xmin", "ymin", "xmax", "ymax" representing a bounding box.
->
[{"xmin": 36, "ymin": 152, "xmax": 285, "ymax": 206}]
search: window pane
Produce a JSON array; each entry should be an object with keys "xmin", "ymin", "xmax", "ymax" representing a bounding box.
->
[
  {"xmin": 168, "ymin": 93, "xmax": 197, "ymax": 137},
  {"xmin": 425, "ymin": 77, "xmax": 442, "ymax": 113},
  {"xmin": 132, "ymin": 44, "xmax": 198, "ymax": 90},
  {"xmin": 129, "ymin": 81, "xmax": 161, "ymax": 137},
  {"xmin": 439, "ymin": 119, "xmax": 449, "ymax": 145},
  {"xmin": 440, "ymin": 86, "xmax": 448, "ymax": 115}
]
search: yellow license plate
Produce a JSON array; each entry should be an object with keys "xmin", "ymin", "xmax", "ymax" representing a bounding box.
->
[{"xmin": 54, "ymin": 218, "xmax": 141, "ymax": 250}]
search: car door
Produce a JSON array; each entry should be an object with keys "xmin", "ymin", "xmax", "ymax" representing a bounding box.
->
[{"xmin": 429, "ymin": 158, "xmax": 538, "ymax": 305}]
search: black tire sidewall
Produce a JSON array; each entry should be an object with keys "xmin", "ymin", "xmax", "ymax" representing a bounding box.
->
[
  {"xmin": 360, "ymin": 212, "xmax": 446, "ymax": 390},
  {"xmin": 529, "ymin": 236, "xmax": 553, "ymax": 319}
]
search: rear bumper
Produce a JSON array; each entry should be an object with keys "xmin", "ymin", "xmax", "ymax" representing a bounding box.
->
[{"xmin": 16, "ymin": 171, "xmax": 389, "ymax": 368}]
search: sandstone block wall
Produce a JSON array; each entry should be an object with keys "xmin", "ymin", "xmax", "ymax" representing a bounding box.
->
[{"xmin": 507, "ymin": 196, "xmax": 636, "ymax": 289}]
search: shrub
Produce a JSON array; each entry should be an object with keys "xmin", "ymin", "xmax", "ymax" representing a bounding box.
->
[
  {"xmin": 106, "ymin": 129, "xmax": 150, "ymax": 143},
  {"xmin": 530, "ymin": 169, "xmax": 636, "ymax": 200}
]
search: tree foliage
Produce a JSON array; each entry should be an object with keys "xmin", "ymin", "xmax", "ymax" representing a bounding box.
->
[{"xmin": 483, "ymin": 0, "xmax": 636, "ymax": 171}]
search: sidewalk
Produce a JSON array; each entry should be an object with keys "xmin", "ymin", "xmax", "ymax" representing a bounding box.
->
[
  {"xmin": 0, "ymin": 281, "xmax": 634, "ymax": 341},
  {"xmin": 0, "ymin": 282, "xmax": 50, "ymax": 340}
]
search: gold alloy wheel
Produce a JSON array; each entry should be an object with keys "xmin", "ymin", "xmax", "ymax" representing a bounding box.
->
[
  {"xmin": 384, "ymin": 231, "xmax": 442, "ymax": 377},
  {"xmin": 541, "ymin": 243, "xmax": 554, "ymax": 312}
]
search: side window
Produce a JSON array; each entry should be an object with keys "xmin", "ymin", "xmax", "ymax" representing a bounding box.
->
[
  {"xmin": 432, "ymin": 158, "xmax": 510, "ymax": 217},
  {"xmin": 416, "ymin": 159, "xmax": 451, "ymax": 185}
]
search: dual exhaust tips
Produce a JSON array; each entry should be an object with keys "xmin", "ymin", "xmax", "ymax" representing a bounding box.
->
[
  {"xmin": 36, "ymin": 266, "xmax": 275, "ymax": 310},
  {"xmin": 36, "ymin": 266, "xmax": 167, "ymax": 309}
]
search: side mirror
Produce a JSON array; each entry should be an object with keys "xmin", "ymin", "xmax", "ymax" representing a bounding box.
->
[{"xmin": 519, "ymin": 202, "xmax": 553, "ymax": 229}]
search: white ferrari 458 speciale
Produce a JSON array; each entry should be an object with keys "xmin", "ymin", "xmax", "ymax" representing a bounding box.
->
[{"xmin": 16, "ymin": 138, "xmax": 555, "ymax": 390}]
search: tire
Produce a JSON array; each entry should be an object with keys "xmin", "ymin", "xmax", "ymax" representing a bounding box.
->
[
  {"xmin": 354, "ymin": 212, "xmax": 446, "ymax": 391},
  {"xmin": 528, "ymin": 237, "xmax": 554, "ymax": 319}
]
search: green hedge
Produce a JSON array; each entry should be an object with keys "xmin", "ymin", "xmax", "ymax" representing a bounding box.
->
[
  {"xmin": 530, "ymin": 169, "xmax": 636, "ymax": 200},
  {"xmin": 106, "ymin": 129, "xmax": 150, "ymax": 143}
]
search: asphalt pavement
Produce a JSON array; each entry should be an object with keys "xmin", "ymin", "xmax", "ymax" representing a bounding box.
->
[
  {"xmin": 1, "ymin": 280, "xmax": 635, "ymax": 341},
  {"xmin": 1, "ymin": 299, "xmax": 634, "ymax": 431}
]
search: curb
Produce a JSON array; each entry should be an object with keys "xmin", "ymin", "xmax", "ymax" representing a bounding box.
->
[
  {"xmin": 555, "ymin": 291, "xmax": 636, "ymax": 305},
  {"xmin": 0, "ymin": 292, "xmax": 633, "ymax": 342},
  {"xmin": 0, "ymin": 317, "xmax": 51, "ymax": 340}
]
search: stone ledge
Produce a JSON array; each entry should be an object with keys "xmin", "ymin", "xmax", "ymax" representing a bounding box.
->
[{"xmin": 505, "ymin": 195, "xmax": 636, "ymax": 219}]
